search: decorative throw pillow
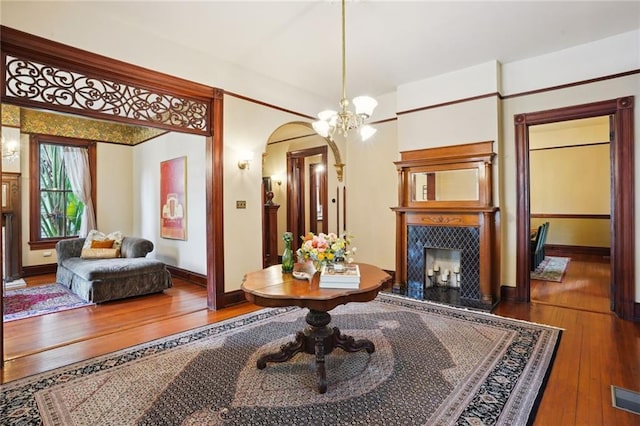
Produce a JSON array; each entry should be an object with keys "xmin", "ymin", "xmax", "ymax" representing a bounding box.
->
[
  {"xmin": 83, "ymin": 230, "xmax": 124, "ymax": 251},
  {"xmin": 91, "ymin": 239, "xmax": 114, "ymax": 249},
  {"xmin": 83, "ymin": 229, "xmax": 103, "ymax": 250},
  {"xmin": 80, "ymin": 248, "xmax": 121, "ymax": 259},
  {"xmin": 107, "ymin": 231, "xmax": 124, "ymax": 250}
]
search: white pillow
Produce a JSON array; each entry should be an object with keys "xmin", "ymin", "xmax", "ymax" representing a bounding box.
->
[{"xmin": 83, "ymin": 230, "xmax": 124, "ymax": 250}]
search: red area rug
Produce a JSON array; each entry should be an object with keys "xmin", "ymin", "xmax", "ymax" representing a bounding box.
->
[{"xmin": 3, "ymin": 283, "xmax": 93, "ymax": 322}]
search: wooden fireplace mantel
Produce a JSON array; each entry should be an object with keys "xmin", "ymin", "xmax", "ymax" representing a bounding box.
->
[{"xmin": 392, "ymin": 141, "xmax": 500, "ymax": 306}]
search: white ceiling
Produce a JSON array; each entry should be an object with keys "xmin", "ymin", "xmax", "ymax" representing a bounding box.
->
[
  {"xmin": 83, "ymin": 1, "xmax": 640, "ymax": 101},
  {"xmin": 3, "ymin": 1, "xmax": 640, "ymax": 104}
]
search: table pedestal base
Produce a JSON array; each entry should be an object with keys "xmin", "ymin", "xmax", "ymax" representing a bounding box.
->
[{"xmin": 256, "ymin": 309, "xmax": 375, "ymax": 393}]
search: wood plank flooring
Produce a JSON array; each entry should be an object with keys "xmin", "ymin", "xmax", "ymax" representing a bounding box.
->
[
  {"xmin": 530, "ymin": 254, "xmax": 611, "ymax": 313},
  {"xmin": 2, "ymin": 262, "xmax": 639, "ymax": 425}
]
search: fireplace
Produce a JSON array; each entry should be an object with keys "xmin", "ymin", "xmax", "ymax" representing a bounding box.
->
[
  {"xmin": 392, "ymin": 142, "xmax": 499, "ymax": 310},
  {"xmin": 406, "ymin": 224, "xmax": 486, "ymax": 308}
]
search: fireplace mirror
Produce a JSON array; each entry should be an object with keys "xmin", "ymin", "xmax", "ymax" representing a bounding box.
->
[
  {"xmin": 411, "ymin": 167, "xmax": 479, "ymax": 202},
  {"xmin": 399, "ymin": 141, "xmax": 493, "ymax": 208}
]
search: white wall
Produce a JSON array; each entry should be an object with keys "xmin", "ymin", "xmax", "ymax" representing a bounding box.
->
[
  {"xmin": 223, "ymin": 96, "xmax": 303, "ymax": 292},
  {"xmin": 133, "ymin": 133, "xmax": 207, "ymax": 275},
  {"xmin": 96, "ymin": 143, "xmax": 133, "ymax": 236},
  {"xmin": 345, "ymin": 118, "xmax": 398, "ymax": 271}
]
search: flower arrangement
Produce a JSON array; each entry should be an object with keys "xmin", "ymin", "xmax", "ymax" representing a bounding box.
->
[{"xmin": 296, "ymin": 232, "xmax": 356, "ymax": 269}]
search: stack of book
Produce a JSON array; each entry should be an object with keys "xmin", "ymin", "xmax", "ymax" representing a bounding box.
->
[{"xmin": 319, "ymin": 264, "xmax": 361, "ymax": 289}]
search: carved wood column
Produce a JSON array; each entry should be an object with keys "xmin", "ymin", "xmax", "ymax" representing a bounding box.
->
[{"xmin": 479, "ymin": 211, "xmax": 494, "ymax": 303}]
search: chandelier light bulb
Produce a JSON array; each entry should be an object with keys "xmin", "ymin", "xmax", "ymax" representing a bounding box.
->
[
  {"xmin": 312, "ymin": 119, "xmax": 331, "ymax": 138},
  {"xmin": 318, "ymin": 110, "xmax": 337, "ymax": 121},
  {"xmin": 352, "ymin": 96, "xmax": 378, "ymax": 118},
  {"xmin": 359, "ymin": 125, "xmax": 377, "ymax": 141}
]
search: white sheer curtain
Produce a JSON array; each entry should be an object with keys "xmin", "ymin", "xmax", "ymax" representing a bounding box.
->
[{"xmin": 63, "ymin": 147, "xmax": 96, "ymax": 237}]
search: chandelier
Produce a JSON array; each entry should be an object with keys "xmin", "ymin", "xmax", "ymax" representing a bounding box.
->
[{"xmin": 312, "ymin": 0, "xmax": 377, "ymax": 141}]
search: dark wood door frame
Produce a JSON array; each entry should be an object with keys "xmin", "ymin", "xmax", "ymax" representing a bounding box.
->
[
  {"xmin": 514, "ymin": 96, "xmax": 635, "ymax": 321},
  {"xmin": 286, "ymin": 146, "xmax": 328, "ymax": 252}
]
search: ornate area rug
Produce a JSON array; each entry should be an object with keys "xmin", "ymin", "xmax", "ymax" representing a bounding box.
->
[
  {"xmin": 3, "ymin": 283, "xmax": 93, "ymax": 322},
  {"xmin": 1, "ymin": 294, "xmax": 562, "ymax": 425},
  {"xmin": 531, "ymin": 256, "xmax": 571, "ymax": 282}
]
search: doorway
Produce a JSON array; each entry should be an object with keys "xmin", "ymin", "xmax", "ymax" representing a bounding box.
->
[
  {"xmin": 528, "ymin": 116, "xmax": 611, "ymax": 313},
  {"xmin": 514, "ymin": 96, "xmax": 635, "ymax": 321},
  {"xmin": 286, "ymin": 146, "xmax": 328, "ymax": 252},
  {"xmin": 309, "ymin": 162, "xmax": 327, "ymax": 235}
]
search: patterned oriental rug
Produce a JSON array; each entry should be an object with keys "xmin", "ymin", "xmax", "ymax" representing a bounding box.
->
[
  {"xmin": 531, "ymin": 256, "xmax": 571, "ymax": 282},
  {"xmin": 1, "ymin": 294, "xmax": 562, "ymax": 425},
  {"xmin": 3, "ymin": 283, "xmax": 93, "ymax": 322}
]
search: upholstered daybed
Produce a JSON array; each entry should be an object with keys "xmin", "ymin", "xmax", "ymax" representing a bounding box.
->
[{"xmin": 56, "ymin": 236, "xmax": 173, "ymax": 303}]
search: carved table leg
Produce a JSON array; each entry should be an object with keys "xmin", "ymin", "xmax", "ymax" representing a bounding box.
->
[
  {"xmin": 256, "ymin": 331, "xmax": 306, "ymax": 369},
  {"xmin": 257, "ymin": 308, "xmax": 375, "ymax": 393},
  {"xmin": 333, "ymin": 326, "xmax": 375, "ymax": 354}
]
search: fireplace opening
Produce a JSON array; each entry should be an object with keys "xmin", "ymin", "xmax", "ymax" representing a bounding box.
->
[{"xmin": 424, "ymin": 247, "xmax": 461, "ymax": 288}]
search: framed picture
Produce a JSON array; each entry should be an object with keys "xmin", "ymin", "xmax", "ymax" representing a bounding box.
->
[{"xmin": 160, "ymin": 156, "xmax": 187, "ymax": 240}]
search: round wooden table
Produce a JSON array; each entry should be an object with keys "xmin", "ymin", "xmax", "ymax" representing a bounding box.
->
[{"xmin": 241, "ymin": 263, "xmax": 391, "ymax": 393}]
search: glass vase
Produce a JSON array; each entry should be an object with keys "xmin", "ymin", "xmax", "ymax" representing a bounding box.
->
[{"xmin": 281, "ymin": 232, "xmax": 294, "ymax": 273}]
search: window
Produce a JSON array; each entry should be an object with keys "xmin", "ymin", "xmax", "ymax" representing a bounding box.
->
[{"xmin": 29, "ymin": 135, "xmax": 96, "ymax": 249}]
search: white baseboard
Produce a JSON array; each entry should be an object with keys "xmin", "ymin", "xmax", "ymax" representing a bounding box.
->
[{"xmin": 4, "ymin": 278, "xmax": 27, "ymax": 290}]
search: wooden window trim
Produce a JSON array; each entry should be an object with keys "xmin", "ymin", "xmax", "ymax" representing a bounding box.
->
[{"xmin": 28, "ymin": 134, "xmax": 97, "ymax": 249}]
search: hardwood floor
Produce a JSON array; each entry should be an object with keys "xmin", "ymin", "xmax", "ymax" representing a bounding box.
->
[
  {"xmin": 495, "ymin": 255, "xmax": 640, "ymax": 425},
  {"xmin": 2, "ymin": 266, "xmax": 639, "ymax": 425},
  {"xmin": 531, "ymin": 254, "xmax": 612, "ymax": 313}
]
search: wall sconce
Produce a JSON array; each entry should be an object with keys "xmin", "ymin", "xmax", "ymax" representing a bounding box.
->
[
  {"xmin": 271, "ymin": 175, "xmax": 282, "ymax": 186},
  {"xmin": 237, "ymin": 152, "xmax": 253, "ymax": 170},
  {"xmin": 1, "ymin": 135, "xmax": 19, "ymax": 163}
]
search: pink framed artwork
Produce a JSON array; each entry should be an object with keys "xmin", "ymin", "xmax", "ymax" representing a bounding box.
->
[{"xmin": 160, "ymin": 156, "xmax": 187, "ymax": 240}]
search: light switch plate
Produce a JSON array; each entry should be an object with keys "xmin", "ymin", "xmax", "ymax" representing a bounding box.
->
[{"xmin": 236, "ymin": 200, "xmax": 246, "ymax": 209}]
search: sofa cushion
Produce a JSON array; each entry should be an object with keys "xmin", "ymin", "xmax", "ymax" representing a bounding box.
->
[
  {"xmin": 80, "ymin": 248, "xmax": 121, "ymax": 259},
  {"xmin": 83, "ymin": 230, "xmax": 124, "ymax": 250},
  {"xmin": 61, "ymin": 257, "xmax": 167, "ymax": 281}
]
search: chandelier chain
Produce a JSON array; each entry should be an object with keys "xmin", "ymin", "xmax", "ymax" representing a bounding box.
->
[
  {"xmin": 312, "ymin": 0, "xmax": 377, "ymax": 141},
  {"xmin": 341, "ymin": 0, "xmax": 347, "ymax": 107}
]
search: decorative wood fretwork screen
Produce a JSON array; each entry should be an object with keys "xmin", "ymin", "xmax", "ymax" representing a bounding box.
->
[
  {"xmin": 0, "ymin": 26, "xmax": 215, "ymax": 136},
  {"xmin": 3, "ymin": 54, "xmax": 209, "ymax": 135}
]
